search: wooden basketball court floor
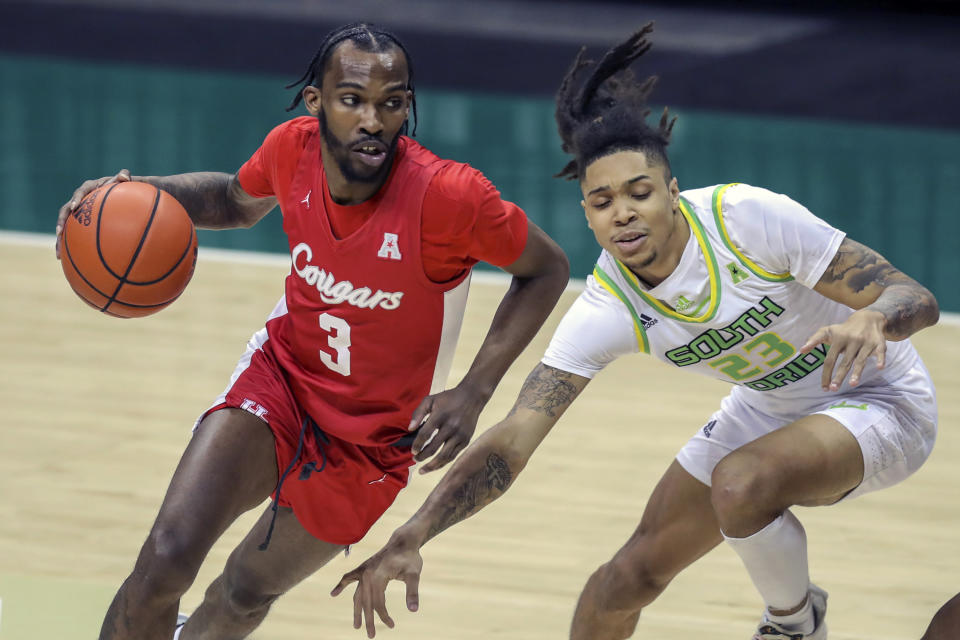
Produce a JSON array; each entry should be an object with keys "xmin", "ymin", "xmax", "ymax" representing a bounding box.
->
[{"xmin": 1, "ymin": 233, "xmax": 957, "ymax": 639}]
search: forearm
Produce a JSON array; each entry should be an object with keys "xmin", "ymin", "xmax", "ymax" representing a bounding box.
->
[
  {"xmin": 814, "ymin": 237, "xmax": 939, "ymax": 341},
  {"xmin": 459, "ymin": 264, "xmax": 568, "ymax": 400},
  {"xmin": 864, "ymin": 282, "xmax": 939, "ymax": 340},
  {"xmin": 395, "ymin": 426, "xmax": 524, "ymax": 548},
  {"xmin": 135, "ymin": 172, "xmax": 254, "ymax": 230},
  {"xmin": 395, "ymin": 364, "xmax": 586, "ymax": 547}
]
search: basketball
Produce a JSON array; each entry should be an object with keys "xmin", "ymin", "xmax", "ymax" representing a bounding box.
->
[{"xmin": 58, "ymin": 181, "xmax": 198, "ymax": 318}]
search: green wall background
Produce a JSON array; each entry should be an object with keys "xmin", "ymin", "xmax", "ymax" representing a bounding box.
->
[{"xmin": 3, "ymin": 54, "xmax": 958, "ymax": 310}]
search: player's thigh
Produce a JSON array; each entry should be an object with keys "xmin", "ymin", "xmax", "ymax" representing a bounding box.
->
[
  {"xmin": 821, "ymin": 364, "xmax": 937, "ymax": 502},
  {"xmin": 616, "ymin": 459, "xmax": 722, "ymax": 580},
  {"xmin": 723, "ymin": 412, "xmax": 864, "ymax": 507},
  {"xmin": 729, "ymin": 373, "xmax": 937, "ymax": 507},
  {"xmin": 222, "ymin": 505, "xmax": 344, "ymax": 599},
  {"xmin": 150, "ymin": 408, "xmax": 278, "ymax": 553}
]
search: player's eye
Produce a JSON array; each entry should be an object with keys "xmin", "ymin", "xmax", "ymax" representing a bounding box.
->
[
  {"xmin": 592, "ymin": 199, "xmax": 611, "ymax": 209},
  {"xmin": 341, "ymin": 95, "xmax": 359, "ymax": 106},
  {"xmin": 632, "ymin": 192, "xmax": 651, "ymax": 201},
  {"xmin": 384, "ymin": 98, "xmax": 403, "ymax": 109}
]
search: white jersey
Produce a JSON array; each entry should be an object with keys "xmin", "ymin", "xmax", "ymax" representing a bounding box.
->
[{"xmin": 543, "ymin": 183, "xmax": 920, "ymax": 417}]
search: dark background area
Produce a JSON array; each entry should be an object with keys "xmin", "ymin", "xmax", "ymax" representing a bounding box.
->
[{"xmin": 3, "ymin": 0, "xmax": 959, "ymax": 129}]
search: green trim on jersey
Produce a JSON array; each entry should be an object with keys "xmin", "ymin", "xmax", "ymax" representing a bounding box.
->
[
  {"xmin": 593, "ymin": 264, "xmax": 651, "ymax": 354},
  {"xmin": 711, "ymin": 183, "xmax": 795, "ymax": 282},
  {"xmin": 612, "ymin": 197, "xmax": 722, "ymax": 323}
]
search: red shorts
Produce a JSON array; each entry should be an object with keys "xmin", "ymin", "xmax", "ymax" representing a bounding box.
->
[{"xmin": 198, "ymin": 333, "xmax": 415, "ymax": 545}]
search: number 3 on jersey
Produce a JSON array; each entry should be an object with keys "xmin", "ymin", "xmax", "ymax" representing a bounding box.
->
[{"xmin": 318, "ymin": 313, "xmax": 351, "ymax": 376}]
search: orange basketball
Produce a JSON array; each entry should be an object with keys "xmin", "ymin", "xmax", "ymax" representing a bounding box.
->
[{"xmin": 58, "ymin": 181, "xmax": 198, "ymax": 318}]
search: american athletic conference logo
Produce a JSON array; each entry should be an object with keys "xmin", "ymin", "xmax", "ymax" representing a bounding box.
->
[
  {"xmin": 291, "ymin": 242, "xmax": 404, "ymax": 310},
  {"xmin": 377, "ymin": 233, "xmax": 402, "ymax": 261}
]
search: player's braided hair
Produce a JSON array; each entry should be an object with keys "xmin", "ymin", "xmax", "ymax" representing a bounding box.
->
[
  {"xmin": 286, "ymin": 23, "xmax": 418, "ymax": 136},
  {"xmin": 554, "ymin": 23, "xmax": 675, "ymax": 181}
]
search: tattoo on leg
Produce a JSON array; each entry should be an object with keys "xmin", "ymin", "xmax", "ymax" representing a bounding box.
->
[{"xmin": 425, "ymin": 453, "xmax": 513, "ymax": 540}]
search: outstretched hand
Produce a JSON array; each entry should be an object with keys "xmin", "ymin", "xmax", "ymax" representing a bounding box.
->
[
  {"xmin": 331, "ymin": 542, "xmax": 423, "ymax": 638},
  {"xmin": 56, "ymin": 169, "xmax": 132, "ymax": 259},
  {"xmin": 407, "ymin": 384, "xmax": 488, "ymax": 474},
  {"xmin": 800, "ymin": 308, "xmax": 887, "ymax": 391}
]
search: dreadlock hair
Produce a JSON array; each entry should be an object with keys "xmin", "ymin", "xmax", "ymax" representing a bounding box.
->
[
  {"xmin": 286, "ymin": 23, "xmax": 418, "ymax": 136},
  {"xmin": 554, "ymin": 23, "xmax": 676, "ymax": 181}
]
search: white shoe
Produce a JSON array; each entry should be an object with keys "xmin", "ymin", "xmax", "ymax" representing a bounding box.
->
[
  {"xmin": 752, "ymin": 584, "xmax": 828, "ymax": 639},
  {"xmin": 172, "ymin": 612, "xmax": 189, "ymax": 640}
]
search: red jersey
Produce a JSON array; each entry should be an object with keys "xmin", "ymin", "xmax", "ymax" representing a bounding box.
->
[{"xmin": 236, "ymin": 117, "xmax": 528, "ymax": 445}]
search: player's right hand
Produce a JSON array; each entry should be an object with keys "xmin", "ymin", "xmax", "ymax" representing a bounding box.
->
[
  {"xmin": 801, "ymin": 308, "xmax": 887, "ymax": 391},
  {"xmin": 331, "ymin": 540, "xmax": 423, "ymax": 638},
  {"xmin": 56, "ymin": 169, "xmax": 131, "ymax": 259}
]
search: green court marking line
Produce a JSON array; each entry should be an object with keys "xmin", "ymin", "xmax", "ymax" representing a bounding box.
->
[{"xmin": 0, "ymin": 572, "xmax": 115, "ymax": 639}]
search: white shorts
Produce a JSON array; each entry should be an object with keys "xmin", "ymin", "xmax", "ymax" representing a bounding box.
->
[{"xmin": 675, "ymin": 358, "xmax": 937, "ymax": 500}]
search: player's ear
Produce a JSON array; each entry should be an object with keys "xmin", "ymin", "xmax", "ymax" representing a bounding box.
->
[{"xmin": 302, "ymin": 85, "xmax": 322, "ymax": 115}]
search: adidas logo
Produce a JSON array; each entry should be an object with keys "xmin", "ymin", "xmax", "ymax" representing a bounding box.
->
[
  {"xmin": 640, "ymin": 313, "xmax": 658, "ymax": 330},
  {"xmin": 702, "ymin": 420, "xmax": 717, "ymax": 438}
]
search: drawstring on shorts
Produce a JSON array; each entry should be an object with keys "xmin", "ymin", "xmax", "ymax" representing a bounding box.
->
[
  {"xmin": 256, "ymin": 419, "xmax": 414, "ymax": 551},
  {"xmin": 258, "ymin": 415, "xmax": 329, "ymax": 551}
]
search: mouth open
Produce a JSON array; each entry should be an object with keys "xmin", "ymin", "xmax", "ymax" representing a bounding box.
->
[
  {"xmin": 351, "ymin": 140, "xmax": 388, "ymax": 167},
  {"xmin": 614, "ymin": 231, "xmax": 648, "ymax": 252}
]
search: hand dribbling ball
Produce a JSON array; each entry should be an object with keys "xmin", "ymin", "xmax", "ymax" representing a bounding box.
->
[{"xmin": 58, "ymin": 181, "xmax": 198, "ymax": 318}]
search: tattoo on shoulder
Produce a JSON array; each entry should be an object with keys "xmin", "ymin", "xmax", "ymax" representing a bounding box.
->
[
  {"xmin": 426, "ymin": 453, "xmax": 513, "ymax": 540},
  {"xmin": 509, "ymin": 364, "xmax": 581, "ymax": 418},
  {"xmin": 821, "ymin": 238, "xmax": 908, "ymax": 293}
]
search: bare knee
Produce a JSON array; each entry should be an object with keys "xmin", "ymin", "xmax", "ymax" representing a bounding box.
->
[
  {"xmin": 129, "ymin": 527, "xmax": 206, "ymax": 601},
  {"xmin": 591, "ymin": 548, "xmax": 673, "ymax": 613},
  {"xmin": 221, "ymin": 567, "xmax": 281, "ymax": 618},
  {"xmin": 710, "ymin": 452, "xmax": 785, "ymax": 535}
]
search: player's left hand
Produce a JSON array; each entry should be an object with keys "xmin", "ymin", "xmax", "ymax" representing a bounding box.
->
[
  {"xmin": 407, "ymin": 383, "xmax": 488, "ymax": 473},
  {"xmin": 800, "ymin": 308, "xmax": 887, "ymax": 392}
]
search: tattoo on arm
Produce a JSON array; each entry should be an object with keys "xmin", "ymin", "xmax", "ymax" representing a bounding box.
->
[
  {"xmin": 870, "ymin": 283, "xmax": 940, "ymax": 339},
  {"xmin": 142, "ymin": 172, "xmax": 271, "ymax": 229},
  {"xmin": 508, "ymin": 363, "xmax": 582, "ymax": 418},
  {"xmin": 821, "ymin": 238, "xmax": 939, "ymax": 338},
  {"xmin": 419, "ymin": 365, "xmax": 583, "ymax": 542},
  {"xmin": 425, "ymin": 453, "xmax": 513, "ymax": 541},
  {"xmin": 820, "ymin": 238, "xmax": 906, "ymax": 293}
]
